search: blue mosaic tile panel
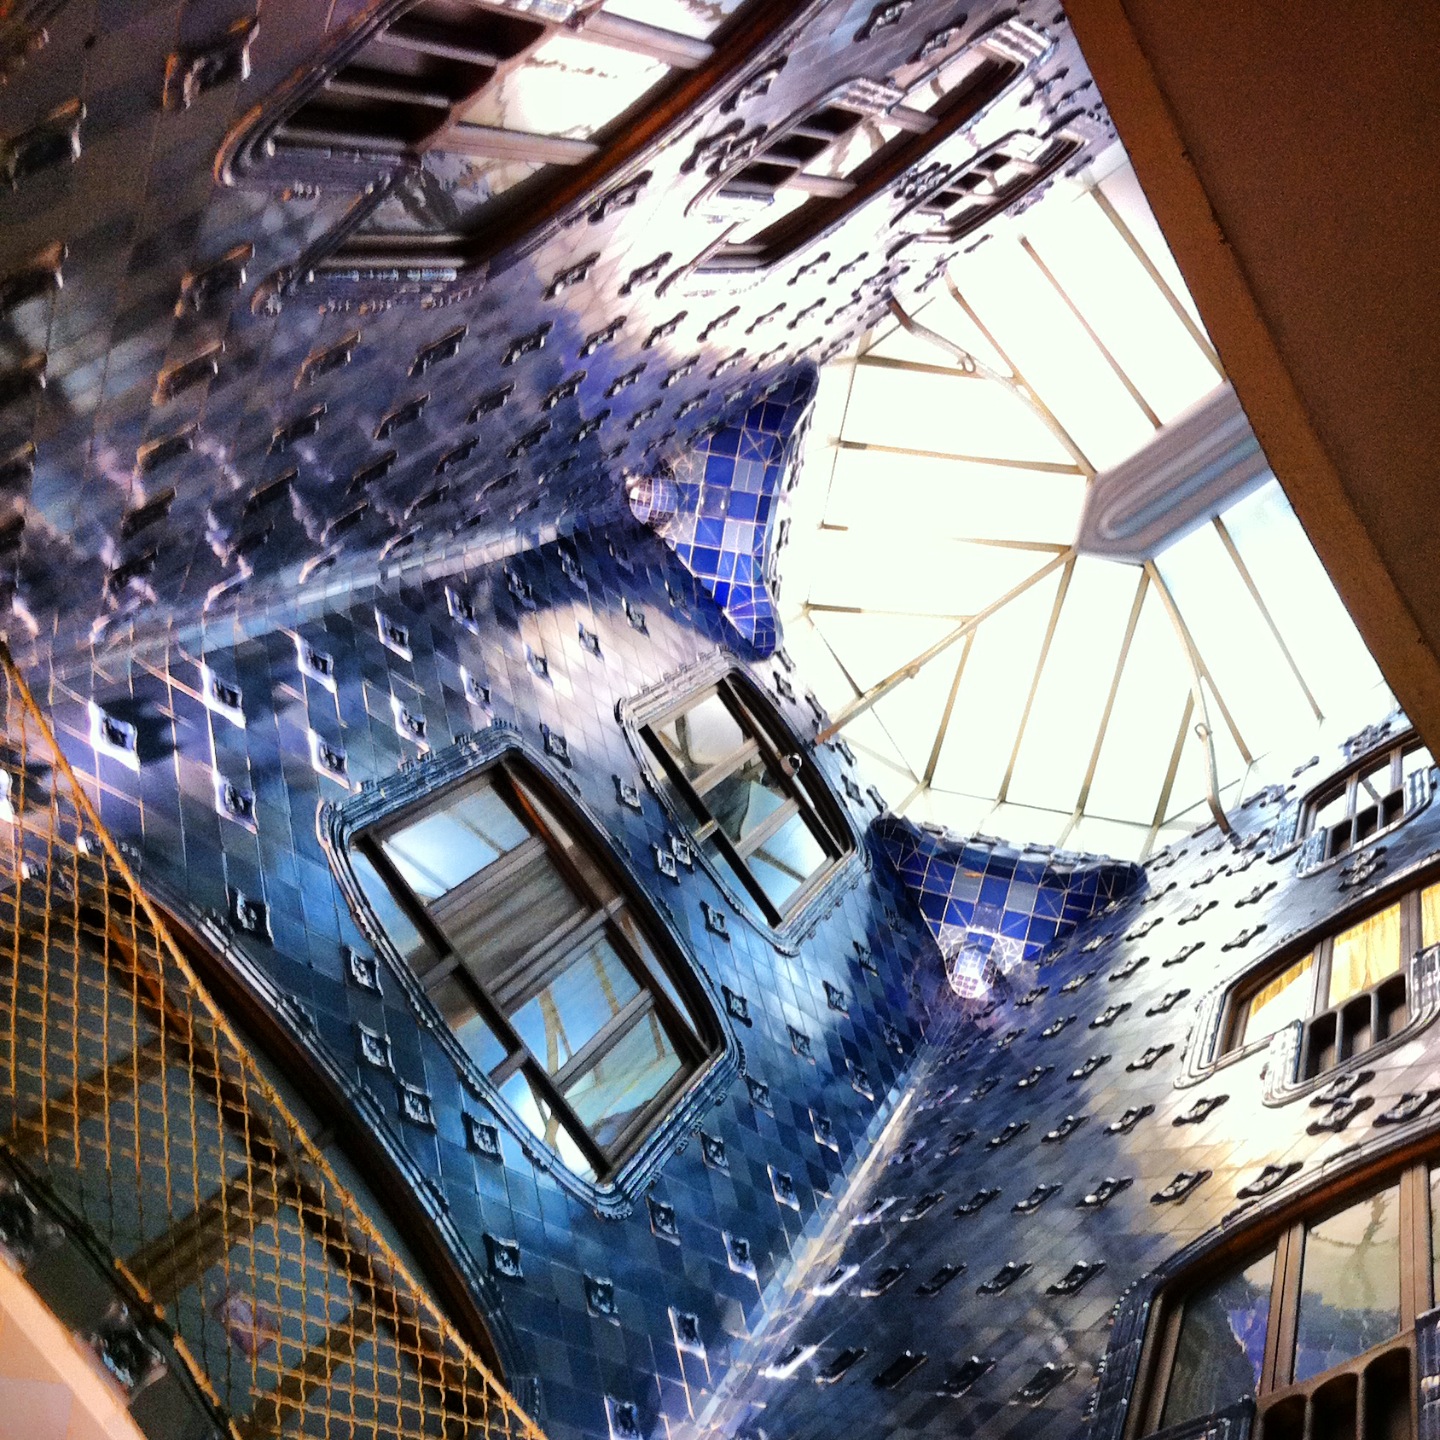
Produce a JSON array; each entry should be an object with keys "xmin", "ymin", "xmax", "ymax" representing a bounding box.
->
[
  {"xmin": 875, "ymin": 816, "xmax": 1142, "ymax": 995},
  {"xmin": 630, "ymin": 371, "xmax": 815, "ymax": 655}
]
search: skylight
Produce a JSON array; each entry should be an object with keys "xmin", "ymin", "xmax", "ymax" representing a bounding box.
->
[{"xmin": 777, "ymin": 150, "xmax": 1388, "ymax": 860}]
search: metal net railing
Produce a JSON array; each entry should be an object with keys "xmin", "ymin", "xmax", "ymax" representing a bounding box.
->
[{"xmin": 0, "ymin": 648, "xmax": 547, "ymax": 1440}]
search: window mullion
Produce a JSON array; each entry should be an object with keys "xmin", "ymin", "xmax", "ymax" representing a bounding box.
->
[
  {"xmin": 550, "ymin": 991, "xmax": 654, "ymax": 1092},
  {"xmin": 732, "ymin": 797, "xmax": 800, "ymax": 859},
  {"xmin": 525, "ymin": 1063, "xmax": 611, "ymax": 1177},
  {"xmin": 1270, "ymin": 1222, "xmax": 1305, "ymax": 1392},
  {"xmin": 690, "ymin": 738, "xmax": 761, "ymax": 798}
]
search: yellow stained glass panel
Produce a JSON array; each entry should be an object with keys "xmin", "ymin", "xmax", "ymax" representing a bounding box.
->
[
  {"xmin": 1327, "ymin": 902, "xmax": 1402, "ymax": 1008},
  {"xmin": 1421, "ymin": 882, "xmax": 1440, "ymax": 950},
  {"xmin": 1243, "ymin": 953, "xmax": 1314, "ymax": 1045}
]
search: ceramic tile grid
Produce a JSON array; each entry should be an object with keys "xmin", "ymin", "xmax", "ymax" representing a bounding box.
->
[
  {"xmin": 40, "ymin": 507, "xmax": 939, "ymax": 1440},
  {"xmin": 695, "ymin": 739, "xmax": 1440, "ymax": 1440},
  {"xmin": 633, "ymin": 373, "xmax": 816, "ymax": 655},
  {"xmin": 876, "ymin": 816, "xmax": 1142, "ymax": 997}
]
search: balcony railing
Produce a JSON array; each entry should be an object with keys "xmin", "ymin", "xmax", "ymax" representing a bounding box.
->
[{"xmin": 0, "ymin": 644, "xmax": 546, "ymax": 1440}]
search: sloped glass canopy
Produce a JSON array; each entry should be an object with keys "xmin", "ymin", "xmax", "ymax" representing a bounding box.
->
[{"xmin": 777, "ymin": 150, "xmax": 1388, "ymax": 860}]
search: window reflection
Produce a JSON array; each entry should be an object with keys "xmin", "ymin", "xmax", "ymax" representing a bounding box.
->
[
  {"xmin": 1161, "ymin": 1251, "xmax": 1274, "ymax": 1430},
  {"xmin": 1293, "ymin": 1187, "xmax": 1401, "ymax": 1383}
]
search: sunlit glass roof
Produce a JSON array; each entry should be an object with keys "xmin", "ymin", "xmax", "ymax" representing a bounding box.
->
[{"xmin": 777, "ymin": 149, "xmax": 1389, "ymax": 861}]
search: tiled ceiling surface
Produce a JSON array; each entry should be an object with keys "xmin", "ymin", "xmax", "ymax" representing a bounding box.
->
[
  {"xmin": 777, "ymin": 156, "xmax": 1389, "ymax": 860},
  {"xmin": 0, "ymin": 0, "xmax": 1108, "ymax": 670}
]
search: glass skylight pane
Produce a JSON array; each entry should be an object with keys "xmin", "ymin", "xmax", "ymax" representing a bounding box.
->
[
  {"xmin": 809, "ymin": 611, "xmax": 956, "ymax": 689},
  {"xmin": 805, "ymin": 533, "xmax": 1054, "ymax": 617},
  {"xmin": 1095, "ymin": 161, "xmax": 1208, "ymax": 335},
  {"xmin": 1065, "ymin": 815, "xmax": 1151, "ymax": 862},
  {"xmin": 1007, "ymin": 558, "xmax": 1144, "ymax": 812},
  {"xmin": 600, "ymin": 0, "xmax": 748, "ymax": 40},
  {"xmin": 462, "ymin": 35, "xmax": 667, "ymax": 138},
  {"xmin": 1162, "ymin": 679, "xmax": 1249, "ymax": 827},
  {"xmin": 1217, "ymin": 482, "xmax": 1384, "ymax": 730},
  {"xmin": 1085, "ymin": 586, "xmax": 1193, "ymax": 823},
  {"xmin": 822, "ymin": 447, "xmax": 1084, "ymax": 545},
  {"xmin": 949, "ymin": 237, "xmax": 1159, "ymax": 470},
  {"xmin": 929, "ymin": 568, "xmax": 1063, "ymax": 798},
  {"xmin": 1156, "ymin": 520, "xmax": 1318, "ymax": 758},
  {"xmin": 870, "ymin": 643, "xmax": 971, "ymax": 781},
  {"xmin": 907, "ymin": 789, "xmax": 996, "ymax": 835},
  {"xmin": 1024, "ymin": 193, "xmax": 1220, "ymax": 424},
  {"xmin": 984, "ymin": 801, "xmax": 1067, "ymax": 848},
  {"xmin": 841, "ymin": 360, "xmax": 1074, "ymax": 465}
]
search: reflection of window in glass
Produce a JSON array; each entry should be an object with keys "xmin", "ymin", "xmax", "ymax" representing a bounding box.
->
[
  {"xmin": 349, "ymin": 758, "xmax": 716, "ymax": 1181},
  {"xmin": 638, "ymin": 674, "xmax": 852, "ymax": 927},
  {"xmin": 1145, "ymin": 1167, "xmax": 1429, "ymax": 1437},
  {"xmin": 1303, "ymin": 736, "xmax": 1434, "ymax": 863},
  {"xmin": 1294, "ymin": 1186, "xmax": 1401, "ymax": 1384},
  {"xmin": 1224, "ymin": 878, "xmax": 1440, "ymax": 1079},
  {"xmin": 1160, "ymin": 1250, "xmax": 1275, "ymax": 1431}
]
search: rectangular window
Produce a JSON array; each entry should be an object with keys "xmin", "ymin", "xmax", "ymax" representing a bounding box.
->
[
  {"xmin": 1225, "ymin": 878, "xmax": 1435, "ymax": 1080},
  {"xmin": 1145, "ymin": 1165, "xmax": 1429, "ymax": 1437},
  {"xmin": 350, "ymin": 757, "xmax": 714, "ymax": 1179},
  {"xmin": 1302, "ymin": 736, "xmax": 1433, "ymax": 863},
  {"xmin": 638, "ymin": 674, "xmax": 852, "ymax": 927}
]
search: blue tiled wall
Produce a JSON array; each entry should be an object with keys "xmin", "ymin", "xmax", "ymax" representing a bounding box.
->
[{"xmin": 43, "ymin": 506, "xmax": 937, "ymax": 1440}]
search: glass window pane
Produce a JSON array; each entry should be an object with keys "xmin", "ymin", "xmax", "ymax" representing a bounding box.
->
[
  {"xmin": 508, "ymin": 934, "xmax": 642, "ymax": 1076},
  {"xmin": 498, "ymin": 1070, "xmax": 594, "ymax": 1181},
  {"xmin": 1354, "ymin": 755, "xmax": 1396, "ymax": 810},
  {"xmin": 563, "ymin": 1010, "xmax": 683, "ymax": 1153},
  {"xmin": 461, "ymin": 34, "xmax": 668, "ymax": 139},
  {"xmin": 1423, "ymin": 882, "xmax": 1440, "ymax": 951},
  {"xmin": 1160, "ymin": 1250, "xmax": 1275, "ymax": 1430},
  {"xmin": 349, "ymin": 850, "xmax": 437, "ymax": 972},
  {"xmin": 1328, "ymin": 903, "xmax": 1402, "ymax": 1008},
  {"xmin": 749, "ymin": 810, "xmax": 827, "ymax": 909},
  {"xmin": 654, "ymin": 691, "xmax": 749, "ymax": 780},
  {"xmin": 381, "ymin": 779, "xmax": 529, "ymax": 899},
  {"xmin": 443, "ymin": 845, "xmax": 587, "ymax": 991},
  {"xmin": 708, "ymin": 751, "xmax": 790, "ymax": 847},
  {"xmin": 803, "ymin": 119, "xmax": 901, "ymax": 181},
  {"xmin": 517, "ymin": 778, "xmax": 619, "ymax": 905},
  {"xmin": 1294, "ymin": 1185, "xmax": 1401, "ymax": 1383},
  {"xmin": 427, "ymin": 975, "xmax": 508, "ymax": 1074},
  {"xmin": 1404, "ymin": 745, "xmax": 1434, "ymax": 786},
  {"xmin": 702, "ymin": 838, "xmax": 771, "ymax": 920},
  {"xmin": 600, "ymin": 0, "xmax": 749, "ymax": 41},
  {"xmin": 613, "ymin": 905, "xmax": 695, "ymax": 1033},
  {"xmin": 1311, "ymin": 786, "xmax": 1351, "ymax": 836},
  {"xmin": 1241, "ymin": 954, "xmax": 1314, "ymax": 1045}
]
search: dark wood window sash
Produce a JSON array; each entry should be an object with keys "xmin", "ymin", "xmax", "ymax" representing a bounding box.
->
[
  {"xmin": 1142, "ymin": 1158, "xmax": 1440, "ymax": 1434},
  {"xmin": 356, "ymin": 758, "xmax": 707, "ymax": 1179}
]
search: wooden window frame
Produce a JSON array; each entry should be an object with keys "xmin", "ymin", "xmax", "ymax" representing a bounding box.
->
[
  {"xmin": 1301, "ymin": 736, "xmax": 1432, "ymax": 864},
  {"xmin": 637, "ymin": 672, "xmax": 853, "ymax": 929},
  {"xmin": 1135, "ymin": 1159, "xmax": 1434, "ymax": 1438},
  {"xmin": 700, "ymin": 48, "xmax": 1029, "ymax": 272},
  {"xmin": 353, "ymin": 754, "xmax": 717, "ymax": 1181},
  {"xmin": 1222, "ymin": 877, "xmax": 1437, "ymax": 1079}
]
